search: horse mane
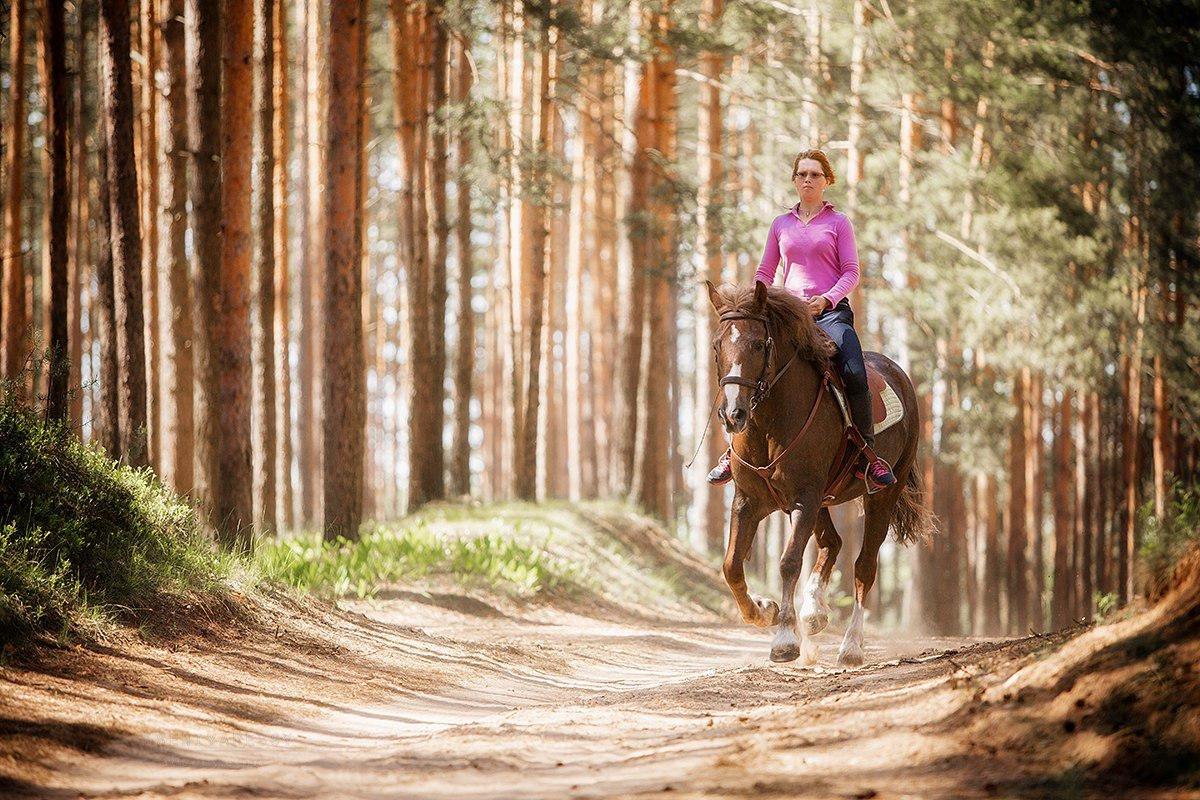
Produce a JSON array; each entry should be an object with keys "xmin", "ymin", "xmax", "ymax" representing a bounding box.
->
[{"xmin": 713, "ymin": 282, "xmax": 836, "ymax": 375}]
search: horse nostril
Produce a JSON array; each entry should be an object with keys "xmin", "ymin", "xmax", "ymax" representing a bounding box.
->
[{"xmin": 730, "ymin": 407, "xmax": 746, "ymax": 425}]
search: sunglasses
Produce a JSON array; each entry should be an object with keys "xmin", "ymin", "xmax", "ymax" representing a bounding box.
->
[{"xmin": 793, "ymin": 170, "xmax": 826, "ymax": 180}]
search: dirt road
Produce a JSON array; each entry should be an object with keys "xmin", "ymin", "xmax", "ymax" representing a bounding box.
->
[{"xmin": 2, "ymin": 585, "xmax": 1066, "ymax": 800}]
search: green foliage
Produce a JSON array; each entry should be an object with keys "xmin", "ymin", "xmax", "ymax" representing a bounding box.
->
[
  {"xmin": 1094, "ymin": 591, "xmax": 1119, "ymax": 621},
  {"xmin": 0, "ymin": 397, "xmax": 226, "ymax": 641},
  {"xmin": 1138, "ymin": 481, "xmax": 1200, "ymax": 598},
  {"xmin": 253, "ymin": 521, "xmax": 580, "ymax": 599}
]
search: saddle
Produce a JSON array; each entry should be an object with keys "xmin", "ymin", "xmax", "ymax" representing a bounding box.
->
[{"xmin": 818, "ymin": 366, "xmax": 904, "ymax": 506}]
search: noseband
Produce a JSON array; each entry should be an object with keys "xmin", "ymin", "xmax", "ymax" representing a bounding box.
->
[{"xmin": 717, "ymin": 310, "xmax": 795, "ymax": 410}]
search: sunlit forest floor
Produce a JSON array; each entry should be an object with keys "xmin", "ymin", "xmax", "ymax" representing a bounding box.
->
[{"xmin": 2, "ymin": 507, "xmax": 1198, "ymax": 799}]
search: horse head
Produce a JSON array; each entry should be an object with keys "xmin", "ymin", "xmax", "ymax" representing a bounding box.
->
[{"xmin": 706, "ymin": 279, "xmax": 836, "ymax": 435}]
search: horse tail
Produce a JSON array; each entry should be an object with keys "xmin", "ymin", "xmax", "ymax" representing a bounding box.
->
[{"xmin": 890, "ymin": 464, "xmax": 936, "ymax": 546}]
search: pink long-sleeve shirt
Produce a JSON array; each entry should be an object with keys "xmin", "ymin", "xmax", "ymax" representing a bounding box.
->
[{"xmin": 753, "ymin": 200, "xmax": 861, "ymax": 308}]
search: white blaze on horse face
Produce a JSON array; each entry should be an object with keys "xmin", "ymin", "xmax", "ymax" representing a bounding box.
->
[
  {"xmin": 723, "ymin": 360, "xmax": 743, "ymax": 414},
  {"xmin": 729, "ymin": 322, "xmax": 743, "ymax": 344}
]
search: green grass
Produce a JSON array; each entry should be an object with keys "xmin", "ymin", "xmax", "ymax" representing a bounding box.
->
[
  {"xmin": 253, "ymin": 521, "xmax": 580, "ymax": 599},
  {"xmin": 1139, "ymin": 480, "xmax": 1200, "ymax": 598},
  {"xmin": 0, "ymin": 395, "xmax": 228, "ymax": 642}
]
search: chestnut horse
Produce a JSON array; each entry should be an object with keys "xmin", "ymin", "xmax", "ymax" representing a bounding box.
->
[{"xmin": 706, "ymin": 280, "xmax": 933, "ymax": 665}]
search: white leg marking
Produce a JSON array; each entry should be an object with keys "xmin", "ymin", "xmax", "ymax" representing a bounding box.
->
[
  {"xmin": 837, "ymin": 602, "xmax": 866, "ymax": 667},
  {"xmin": 799, "ymin": 624, "xmax": 820, "ymax": 665},
  {"xmin": 798, "ymin": 571, "xmax": 831, "ymax": 636}
]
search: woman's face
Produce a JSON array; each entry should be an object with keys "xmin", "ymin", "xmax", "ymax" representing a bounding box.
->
[{"xmin": 792, "ymin": 158, "xmax": 828, "ymax": 204}]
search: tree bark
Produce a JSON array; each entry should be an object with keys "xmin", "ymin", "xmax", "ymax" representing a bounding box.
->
[
  {"xmin": 634, "ymin": 9, "xmax": 676, "ymax": 522},
  {"xmin": 448, "ymin": 35, "xmax": 474, "ymax": 498},
  {"xmin": 274, "ymin": 0, "xmax": 294, "ymax": 528},
  {"xmin": 694, "ymin": 0, "xmax": 725, "ymax": 551},
  {"xmin": 43, "ymin": 0, "xmax": 71, "ymax": 423},
  {"xmin": 253, "ymin": 0, "xmax": 278, "ymax": 533},
  {"xmin": 216, "ymin": 0, "xmax": 255, "ymax": 545},
  {"xmin": 69, "ymin": 2, "xmax": 90, "ymax": 434},
  {"xmin": 514, "ymin": 10, "xmax": 555, "ymax": 500},
  {"xmin": 1006, "ymin": 368, "xmax": 1029, "ymax": 634},
  {"xmin": 95, "ymin": 141, "xmax": 120, "ymax": 456},
  {"xmin": 1051, "ymin": 390, "xmax": 1074, "ymax": 629},
  {"xmin": 141, "ymin": 0, "xmax": 161, "ymax": 468},
  {"xmin": 100, "ymin": 0, "xmax": 148, "ymax": 467},
  {"xmin": 425, "ymin": 2, "xmax": 449, "ymax": 501},
  {"xmin": 322, "ymin": 0, "xmax": 366, "ymax": 540},
  {"xmin": 3, "ymin": 0, "xmax": 28, "ymax": 390},
  {"xmin": 162, "ymin": 0, "xmax": 193, "ymax": 494}
]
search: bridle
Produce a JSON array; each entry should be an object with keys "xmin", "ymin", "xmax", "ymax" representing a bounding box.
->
[{"xmin": 715, "ymin": 310, "xmax": 798, "ymax": 411}]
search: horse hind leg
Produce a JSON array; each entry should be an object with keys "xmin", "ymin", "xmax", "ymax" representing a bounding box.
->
[
  {"xmin": 837, "ymin": 483, "xmax": 902, "ymax": 667},
  {"xmin": 799, "ymin": 507, "xmax": 841, "ymax": 637}
]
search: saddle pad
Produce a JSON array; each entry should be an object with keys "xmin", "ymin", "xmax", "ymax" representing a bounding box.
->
[{"xmin": 831, "ymin": 369, "xmax": 905, "ymax": 436}]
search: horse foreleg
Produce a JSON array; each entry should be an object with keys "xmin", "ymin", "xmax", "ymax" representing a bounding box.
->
[
  {"xmin": 770, "ymin": 496, "xmax": 821, "ymax": 663},
  {"xmin": 838, "ymin": 488, "xmax": 898, "ymax": 667},
  {"xmin": 799, "ymin": 508, "xmax": 841, "ymax": 636},
  {"xmin": 722, "ymin": 490, "xmax": 775, "ymax": 628}
]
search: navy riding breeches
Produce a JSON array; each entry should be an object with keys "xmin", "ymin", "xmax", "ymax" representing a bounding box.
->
[{"xmin": 814, "ymin": 298, "xmax": 874, "ymax": 446}]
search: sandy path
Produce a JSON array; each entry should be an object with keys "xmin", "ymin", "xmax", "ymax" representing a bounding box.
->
[{"xmin": 1, "ymin": 591, "xmax": 1053, "ymax": 800}]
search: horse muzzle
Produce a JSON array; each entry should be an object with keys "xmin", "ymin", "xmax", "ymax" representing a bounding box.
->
[{"xmin": 719, "ymin": 401, "xmax": 749, "ymax": 435}]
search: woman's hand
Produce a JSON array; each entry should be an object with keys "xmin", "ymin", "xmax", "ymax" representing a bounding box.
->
[{"xmin": 805, "ymin": 296, "xmax": 831, "ymax": 317}]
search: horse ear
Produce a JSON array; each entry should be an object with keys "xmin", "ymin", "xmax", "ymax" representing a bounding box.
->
[
  {"xmin": 752, "ymin": 279, "xmax": 768, "ymax": 311},
  {"xmin": 705, "ymin": 280, "xmax": 723, "ymax": 312}
]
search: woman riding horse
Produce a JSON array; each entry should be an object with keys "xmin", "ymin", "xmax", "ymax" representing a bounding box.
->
[{"xmin": 707, "ymin": 148, "xmax": 896, "ymax": 492}]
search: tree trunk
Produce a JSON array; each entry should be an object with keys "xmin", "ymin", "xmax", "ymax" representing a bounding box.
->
[
  {"xmin": 273, "ymin": 0, "xmax": 294, "ymax": 528},
  {"xmin": 634, "ymin": 11, "xmax": 676, "ymax": 523},
  {"xmin": 694, "ymin": 0, "xmax": 725, "ymax": 551},
  {"xmin": 391, "ymin": 0, "xmax": 435, "ymax": 511},
  {"xmin": 297, "ymin": 0, "xmax": 315, "ymax": 524},
  {"xmin": 1051, "ymin": 390, "xmax": 1074, "ymax": 629},
  {"xmin": 1006, "ymin": 368, "xmax": 1029, "ymax": 634},
  {"xmin": 514, "ymin": 11, "xmax": 555, "ymax": 500},
  {"xmin": 141, "ymin": 0, "xmax": 161, "ymax": 468},
  {"xmin": 322, "ymin": 0, "xmax": 366, "ymax": 540},
  {"xmin": 43, "ymin": 0, "xmax": 71, "ymax": 423},
  {"xmin": 95, "ymin": 141, "xmax": 120, "ymax": 455},
  {"xmin": 100, "ymin": 0, "xmax": 148, "ymax": 467},
  {"xmin": 299, "ymin": 0, "xmax": 326, "ymax": 525},
  {"xmin": 3, "ymin": 0, "xmax": 28, "ymax": 390},
  {"xmin": 253, "ymin": 0, "xmax": 278, "ymax": 533},
  {"xmin": 843, "ymin": 0, "xmax": 867, "ymax": 326},
  {"xmin": 610, "ymin": 1, "xmax": 643, "ymax": 497},
  {"xmin": 564, "ymin": 67, "xmax": 588, "ymax": 502},
  {"xmin": 69, "ymin": 2, "xmax": 90, "ymax": 434},
  {"xmin": 978, "ymin": 470, "xmax": 1003, "ymax": 634},
  {"xmin": 162, "ymin": 0, "xmax": 193, "ymax": 495},
  {"xmin": 425, "ymin": 2, "xmax": 449, "ymax": 501},
  {"xmin": 216, "ymin": 0, "xmax": 255, "ymax": 546},
  {"xmin": 1152, "ymin": 346, "xmax": 1171, "ymax": 518},
  {"xmin": 448, "ymin": 35, "xmax": 474, "ymax": 498}
]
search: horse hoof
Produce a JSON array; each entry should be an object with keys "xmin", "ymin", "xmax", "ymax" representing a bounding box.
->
[
  {"xmin": 770, "ymin": 642, "xmax": 801, "ymax": 663},
  {"xmin": 837, "ymin": 647, "xmax": 864, "ymax": 667},
  {"xmin": 770, "ymin": 626, "xmax": 800, "ymax": 662},
  {"xmin": 801, "ymin": 611, "xmax": 829, "ymax": 636},
  {"xmin": 753, "ymin": 597, "xmax": 780, "ymax": 627}
]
